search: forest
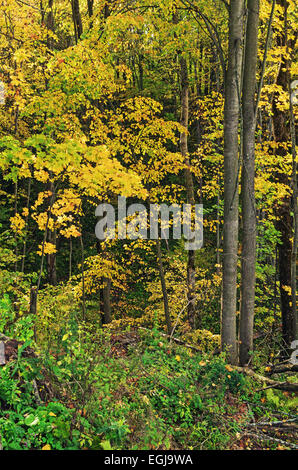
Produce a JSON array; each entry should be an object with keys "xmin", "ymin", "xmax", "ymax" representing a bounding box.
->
[{"xmin": 0, "ymin": 0, "xmax": 297, "ymax": 452}]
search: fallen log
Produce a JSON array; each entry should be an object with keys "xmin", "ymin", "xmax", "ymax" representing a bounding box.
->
[
  {"xmin": 233, "ymin": 366, "xmax": 298, "ymax": 393},
  {"xmin": 267, "ymin": 363, "xmax": 298, "ymax": 375}
]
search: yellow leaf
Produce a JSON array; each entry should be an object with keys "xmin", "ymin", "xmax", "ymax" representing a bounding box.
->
[{"xmin": 42, "ymin": 444, "xmax": 51, "ymax": 450}]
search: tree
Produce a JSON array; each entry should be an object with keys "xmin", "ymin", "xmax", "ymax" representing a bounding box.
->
[
  {"xmin": 179, "ymin": 55, "xmax": 198, "ymax": 329},
  {"xmin": 272, "ymin": 0, "xmax": 297, "ymax": 350},
  {"xmin": 222, "ymin": 0, "xmax": 245, "ymax": 364},
  {"xmin": 239, "ymin": 0, "xmax": 260, "ymax": 366}
]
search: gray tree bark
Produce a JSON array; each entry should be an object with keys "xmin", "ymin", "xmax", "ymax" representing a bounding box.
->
[
  {"xmin": 179, "ymin": 55, "xmax": 198, "ymax": 329},
  {"xmin": 221, "ymin": 0, "xmax": 245, "ymax": 364},
  {"xmin": 156, "ymin": 238, "xmax": 172, "ymax": 335},
  {"xmin": 272, "ymin": 0, "xmax": 297, "ymax": 350},
  {"xmin": 239, "ymin": 0, "xmax": 260, "ymax": 366},
  {"xmin": 288, "ymin": 32, "xmax": 298, "ymax": 342}
]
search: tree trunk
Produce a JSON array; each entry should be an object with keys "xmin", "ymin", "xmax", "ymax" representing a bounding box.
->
[
  {"xmin": 156, "ymin": 238, "xmax": 172, "ymax": 335},
  {"xmin": 221, "ymin": 0, "xmax": 245, "ymax": 364},
  {"xmin": 97, "ymin": 241, "xmax": 112, "ymax": 324},
  {"xmin": 288, "ymin": 30, "xmax": 298, "ymax": 342},
  {"xmin": 46, "ymin": 0, "xmax": 54, "ymax": 48},
  {"xmin": 21, "ymin": 178, "xmax": 31, "ymax": 273},
  {"xmin": 80, "ymin": 233, "xmax": 86, "ymax": 320},
  {"xmin": 239, "ymin": 0, "xmax": 260, "ymax": 366},
  {"xmin": 272, "ymin": 0, "xmax": 297, "ymax": 349},
  {"xmin": 179, "ymin": 55, "xmax": 198, "ymax": 329},
  {"xmin": 101, "ymin": 278, "xmax": 112, "ymax": 324},
  {"xmin": 71, "ymin": 0, "xmax": 83, "ymax": 43},
  {"xmin": 87, "ymin": 0, "xmax": 94, "ymax": 17},
  {"xmin": 47, "ymin": 181, "xmax": 57, "ymax": 286},
  {"xmin": 47, "ymin": 228, "xmax": 57, "ymax": 285}
]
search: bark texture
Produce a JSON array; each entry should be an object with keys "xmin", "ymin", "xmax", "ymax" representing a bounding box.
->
[
  {"xmin": 222, "ymin": 0, "xmax": 245, "ymax": 364},
  {"xmin": 272, "ymin": 0, "xmax": 297, "ymax": 349},
  {"xmin": 71, "ymin": 0, "xmax": 83, "ymax": 42},
  {"xmin": 239, "ymin": 0, "xmax": 260, "ymax": 366},
  {"xmin": 180, "ymin": 55, "xmax": 198, "ymax": 329},
  {"xmin": 156, "ymin": 238, "xmax": 172, "ymax": 335}
]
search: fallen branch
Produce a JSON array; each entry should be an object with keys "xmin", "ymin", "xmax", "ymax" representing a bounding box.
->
[
  {"xmin": 244, "ymin": 430, "xmax": 298, "ymax": 450},
  {"xmin": 246, "ymin": 418, "xmax": 298, "ymax": 431},
  {"xmin": 267, "ymin": 363, "xmax": 298, "ymax": 375},
  {"xmin": 234, "ymin": 366, "xmax": 298, "ymax": 393}
]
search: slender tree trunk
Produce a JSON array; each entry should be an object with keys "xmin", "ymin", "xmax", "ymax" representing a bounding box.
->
[
  {"xmin": 156, "ymin": 238, "xmax": 172, "ymax": 335},
  {"xmin": 69, "ymin": 237, "xmax": 72, "ymax": 280},
  {"xmin": 47, "ymin": 181, "xmax": 57, "ymax": 285},
  {"xmin": 47, "ymin": 228, "xmax": 57, "ymax": 285},
  {"xmin": 138, "ymin": 54, "xmax": 144, "ymax": 91},
  {"xmin": 101, "ymin": 278, "xmax": 112, "ymax": 324},
  {"xmin": 103, "ymin": 1, "xmax": 110, "ymax": 19},
  {"xmin": 239, "ymin": 0, "xmax": 260, "ymax": 366},
  {"xmin": 288, "ymin": 26, "xmax": 297, "ymax": 342},
  {"xmin": 80, "ymin": 233, "xmax": 86, "ymax": 320},
  {"xmin": 71, "ymin": 0, "xmax": 83, "ymax": 43},
  {"xmin": 272, "ymin": 0, "xmax": 297, "ymax": 349},
  {"xmin": 96, "ymin": 241, "xmax": 112, "ymax": 324},
  {"xmin": 21, "ymin": 178, "xmax": 31, "ymax": 273},
  {"xmin": 290, "ymin": 78, "xmax": 298, "ymax": 340},
  {"xmin": 14, "ymin": 178, "xmax": 18, "ymax": 272},
  {"xmin": 46, "ymin": 0, "xmax": 54, "ymax": 48},
  {"xmin": 30, "ymin": 286, "xmax": 38, "ymax": 341},
  {"xmin": 179, "ymin": 55, "xmax": 198, "ymax": 329},
  {"xmin": 221, "ymin": 0, "xmax": 245, "ymax": 364},
  {"xmin": 87, "ymin": 0, "xmax": 94, "ymax": 17}
]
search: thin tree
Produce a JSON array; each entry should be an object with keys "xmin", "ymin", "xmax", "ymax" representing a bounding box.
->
[
  {"xmin": 239, "ymin": 0, "xmax": 260, "ymax": 366},
  {"xmin": 222, "ymin": 0, "xmax": 245, "ymax": 364},
  {"xmin": 156, "ymin": 238, "xmax": 172, "ymax": 336},
  {"xmin": 272, "ymin": 0, "xmax": 297, "ymax": 350},
  {"xmin": 71, "ymin": 0, "xmax": 83, "ymax": 43},
  {"xmin": 180, "ymin": 55, "xmax": 198, "ymax": 329}
]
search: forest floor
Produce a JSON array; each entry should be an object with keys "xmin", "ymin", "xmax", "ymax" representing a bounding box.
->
[{"xmin": 0, "ymin": 327, "xmax": 297, "ymax": 450}]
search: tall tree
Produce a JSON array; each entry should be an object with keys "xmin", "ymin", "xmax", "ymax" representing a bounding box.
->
[
  {"xmin": 239, "ymin": 0, "xmax": 260, "ymax": 366},
  {"xmin": 222, "ymin": 0, "xmax": 245, "ymax": 364},
  {"xmin": 180, "ymin": 55, "xmax": 198, "ymax": 329},
  {"xmin": 156, "ymin": 238, "xmax": 172, "ymax": 335},
  {"xmin": 272, "ymin": 0, "xmax": 297, "ymax": 350}
]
